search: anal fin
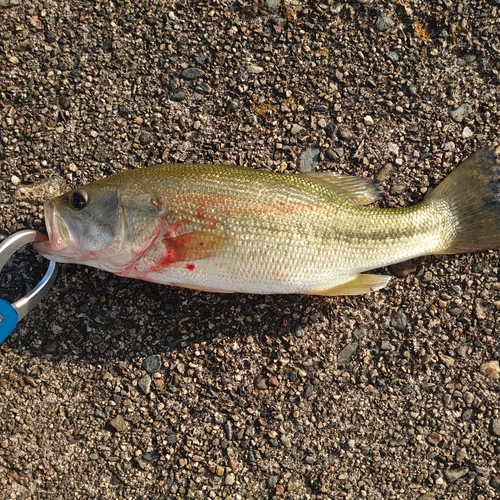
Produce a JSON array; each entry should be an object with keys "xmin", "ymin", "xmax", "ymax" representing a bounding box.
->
[{"xmin": 311, "ymin": 274, "xmax": 391, "ymax": 296}]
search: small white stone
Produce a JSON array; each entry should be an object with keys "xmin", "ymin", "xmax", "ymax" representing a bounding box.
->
[
  {"xmin": 11, "ymin": 175, "xmax": 21, "ymax": 186},
  {"xmin": 291, "ymin": 124, "xmax": 302, "ymax": 135},
  {"xmin": 462, "ymin": 126, "xmax": 473, "ymax": 138},
  {"xmin": 247, "ymin": 64, "xmax": 264, "ymax": 74},
  {"xmin": 9, "ymin": 55, "xmax": 19, "ymax": 64},
  {"xmin": 364, "ymin": 115, "xmax": 374, "ymax": 126},
  {"xmin": 317, "ymin": 118, "xmax": 327, "ymax": 128},
  {"xmin": 387, "ymin": 142, "xmax": 399, "ymax": 156},
  {"xmin": 90, "ymin": 130, "xmax": 98, "ymax": 138}
]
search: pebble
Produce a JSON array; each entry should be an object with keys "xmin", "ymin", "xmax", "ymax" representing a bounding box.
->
[
  {"xmin": 387, "ymin": 51, "xmax": 399, "ymax": 62},
  {"xmin": 247, "ymin": 64, "xmax": 264, "ymax": 74},
  {"xmin": 337, "ymin": 341, "xmax": 358, "ymax": 364},
  {"xmin": 376, "ymin": 162, "xmax": 394, "ymax": 182},
  {"xmin": 1, "ymin": 0, "xmax": 21, "ymax": 7},
  {"xmin": 387, "ymin": 142, "xmax": 399, "ymax": 156},
  {"xmin": 166, "ymin": 434, "xmax": 178, "ymax": 444},
  {"xmin": 444, "ymin": 467, "xmax": 469, "ymax": 483},
  {"xmin": 427, "ymin": 432, "xmax": 442, "ymax": 445},
  {"xmin": 390, "ymin": 310, "xmax": 407, "ymax": 331},
  {"xmin": 225, "ymin": 472, "xmax": 236, "ymax": 485},
  {"xmin": 461, "ymin": 409, "xmax": 473, "ymax": 421},
  {"xmin": 381, "ymin": 341, "xmax": 395, "ymax": 351},
  {"xmin": 138, "ymin": 375, "xmax": 152, "ymax": 395},
  {"xmin": 473, "ymin": 298, "xmax": 486, "ymax": 320},
  {"xmin": 325, "ymin": 147, "xmax": 344, "ymax": 161},
  {"xmin": 363, "ymin": 115, "xmax": 374, "ymax": 126},
  {"xmin": 389, "ymin": 260, "xmax": 416, "ymax": 277},
  {"xmin": 375, "ymin": 16, "xmax": 394, "ymax": 31},
  {"xmin": 462, "ymin": 126, "xmax": 473, "ymax": 138},
  {"xmin": 449, "ymin": 104, "xmax": 472, "ymax": 123},
  {"xmin": 290, "ymin": 123, "xmax": 302, "ymax": 135},
  {"xmin": 255, "ymin": 376, "xmax": 268, "ymax": 390},
  {"xmin": 265, "ymin": 0, "xmax": 280, "ymax": 10},
  {"xmin": 108, "ymin": 414, "xmax": 127, "ymax": 432},
  {"xmin": 11, "ymin": 175, "xmax": 21, "ymax": 186},
  {"xmin": 298, "ymin": 146, "xmax": 320, "ymax": 172},
  {"xmin": 181, "ymin": 68, "xmax": 205, "ymax": 80},
  {"xmin": 317, "ymin": 118, "xmax": 327, "ymax": 128},
  {"xmin": 455, "ymin": 448, "xmax": 467, "ymax": 461},
  {"xmin": 171, "ymin": 90, "xmax": 187, "ymax": 102},
  {"xmin": 8, "ymin": 55, "xmax": 19, "ymax": 64},
  {"xmin": 142, "ymin": 354, "xmax": 162, "ymax": 373},
  {"xmin": 280, "ymin": 435, "xmax": 292, "ymax": 448},
  {"xmin": 490, "ymin": 476, "xmax": 500, "ymax": 491},
  {"xmin": 491, "ymin": 418, "xmax": 500, "ymax": 437},
  {"xmin": 438, "ymin": 353, "xmax": 455, "ymax": 367},
  {"xmin": 479, "ymin": 360, "xmax": 500, "ymax": 380}
]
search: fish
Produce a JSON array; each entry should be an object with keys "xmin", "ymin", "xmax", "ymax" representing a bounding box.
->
[{"xmin": 34, "ymin": 146, "xmax": 500, "ymax": 296}]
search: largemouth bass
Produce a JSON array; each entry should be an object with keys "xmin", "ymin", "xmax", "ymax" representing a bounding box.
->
[{"xmin": 35, "ymin": 147, "xmax": 500, "ymax": 296}]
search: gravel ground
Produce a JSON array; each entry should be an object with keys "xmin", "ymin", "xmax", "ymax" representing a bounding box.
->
[{"xmin": 1, "ymin": 0, "xmax": 500, "ymax": 499}]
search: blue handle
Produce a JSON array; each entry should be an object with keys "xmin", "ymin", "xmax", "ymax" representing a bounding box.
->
[{"xmin": 0, "ymin": 298, "xmax": 18, "ymax": 344}]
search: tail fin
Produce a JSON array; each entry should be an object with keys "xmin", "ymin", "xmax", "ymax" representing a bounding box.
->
[{"xmin": 425, "ymin": 146, "xmax": 500, "ymax": 254}]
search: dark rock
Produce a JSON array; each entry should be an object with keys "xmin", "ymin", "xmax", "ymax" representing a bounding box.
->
[
  {"xmin": 142, "ymin": 354, "xmax": 162, "ymax": 373},
  {"xmin": 181, "ymin": 68, "xmax": 205, "ymax": 80}
]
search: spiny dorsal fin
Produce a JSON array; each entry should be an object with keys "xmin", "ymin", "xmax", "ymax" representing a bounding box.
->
[{"xmin": 301, "ymin": 172, "xmax": 382, "ymax": 205}]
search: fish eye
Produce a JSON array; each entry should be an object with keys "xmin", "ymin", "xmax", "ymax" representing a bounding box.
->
[{"xmin": 69, "ymin": 189, "xmax": 88, "ymax": 210}]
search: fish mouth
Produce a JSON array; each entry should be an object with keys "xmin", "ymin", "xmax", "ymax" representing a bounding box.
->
[{"xmin": 33, "ymin": 200, "xmax": 73, "ymax": 260}]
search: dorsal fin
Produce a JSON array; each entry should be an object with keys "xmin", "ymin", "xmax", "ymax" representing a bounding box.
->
[{"xmin": 300, "ymin": 172, "xmax": 382, "ymax": 205}]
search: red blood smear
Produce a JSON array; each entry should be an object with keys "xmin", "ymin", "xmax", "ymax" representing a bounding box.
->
[{"xmin": 186, "ymin": 263, "xmax": 196, "ymax": 271}]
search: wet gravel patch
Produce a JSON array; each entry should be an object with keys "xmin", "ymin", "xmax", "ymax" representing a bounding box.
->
[{"xmin": 1, "ymin": 1, "xmax": 499, "ymax": 499}]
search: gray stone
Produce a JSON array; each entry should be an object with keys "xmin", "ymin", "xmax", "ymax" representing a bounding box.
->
[
  {"xmin": 449, "ymin": 104, "xmax": 472, "ymax": 123},
  {"xmin": 171, "ymin": 90, "xmax": 187, "ymax": 102},
  {"xmin": 444, "ymin": 467, "xmax": 469, "ymax": 483},
  {"xmin": 166, "ymin": 434, "xmax": 179, "ymax": 444},
  {"xmin": 390, "ymin": 310, "xmax": 407, "ymax": 331},
  {"xmin": 108, "ymin": 414, "xmax": 127, "ymax": 432},
  {"xmin": 387, "ymin": 51, "xmax": 399, "ymax": 62},
  {"xmin": 462, "ymin": 126, "xmax": 473, "ymax": 138},
  {"xmin": 337, "ymin": 342, "xmax": 359, "ymax": 364},
  {"xmin": 138, "ymin": 375, "xmax": 152, "ymax": 395},
  {"xmin": 142, "ymin": 354, "xmax": 162, "ymax": 373},
  {"xmin": 490, "ymin": 476, "xmax": 500, "ymax": 491},
  {"xmin": 0, "ymin": 0, "xmax": 22, "ymax": 7},
  {"xmin": 459, "ymin": 403, "xmax": 473, "ymax": 421},
  {"xmin": 265, "ymin": 0, "xmax": 280, "ymax": 11},
  {"xmin": 491, "ymin": 418, "xmax": 500, "ymax": 437},
  {"xmin": 381, "ymin": 341, "xmax": 395, "ymax": 351},
  {"xmin": 181, "ymin": 67, "xmax": 205, "ymax": 80},
  {"xmin": 299, "ymin": 146, "xmax": 320, "ymax": 172},
  {"xmin": 375, "ymin": 16, "xmax": 394, "ymax": 31},
  {"xmin": 291, "ymin": 123, "xmax": 302, "ymax": 135}
]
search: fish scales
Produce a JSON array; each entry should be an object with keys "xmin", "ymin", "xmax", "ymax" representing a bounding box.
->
[
  {"xmin": 109, "ymin": 164, "xmax": 446, "ymax": 294},
  {"xmin": 35, "ymin": 146, "xmax": 500, "ymax": 295}
]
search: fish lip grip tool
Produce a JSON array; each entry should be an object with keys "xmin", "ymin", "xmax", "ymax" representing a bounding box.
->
[{"xmin": 0, "ymin": 230, "xmax": 59, "ymax": 344}]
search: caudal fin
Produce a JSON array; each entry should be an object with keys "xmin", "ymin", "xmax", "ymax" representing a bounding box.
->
[{"xmin": 425, "ymin": 146, "xmax": 500, "ymax": 254}]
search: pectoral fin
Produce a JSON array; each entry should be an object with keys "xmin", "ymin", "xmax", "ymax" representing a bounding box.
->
[
  {"xmin": 301, "ymin": 172, "xmax": 382, "ymax": 205},
  {"xmin": 312, "ymin": 274, "xmax": 391, "ymax": 296},
  {"xmin": 163, "ymin": 231, "xmax": 233, "ymax": 263}
]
